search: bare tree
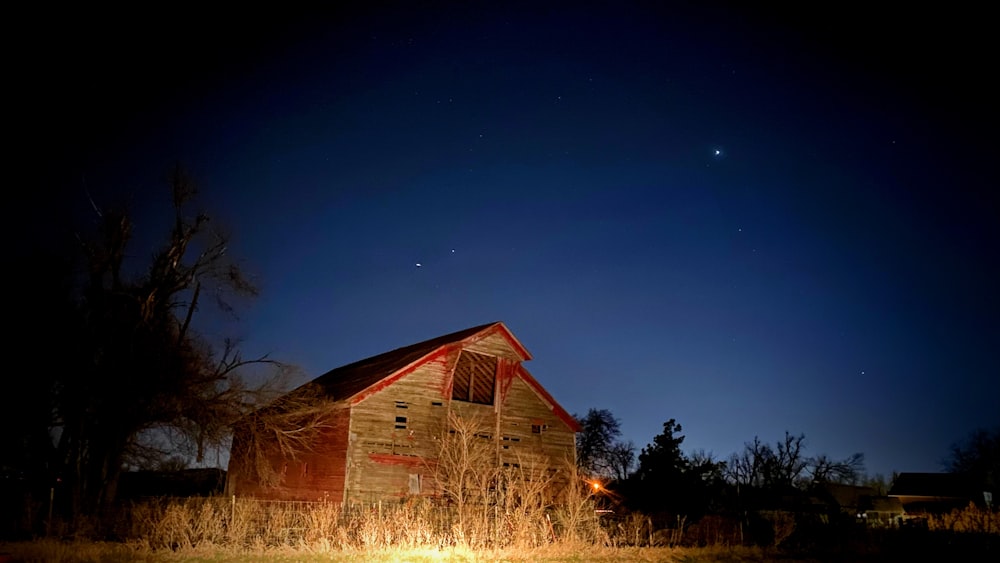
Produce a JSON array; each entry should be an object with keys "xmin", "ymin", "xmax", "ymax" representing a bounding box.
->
[
  {"xmin": 862, "ymin": 473, "xmax": 891, "ymax": 496},
  {"xmin": 769, "ymin": 432, "xmax": 808, "ymax": 488},
  {"xmin": 688, "ymin": 449, "xmax": 725, "ymax": 482},
  {"xmin": 726, "ymin": 436, "xmax": 768, "ymax": 488},
  {"xmin": 227, "ymin": 382, "xmax": 338, "ymax": 488},
  {"xmin": 807, "ymin": 453, "xmax": 865, "ymax": 485},
  {"xmin": 726, "ymin": 433, "xmax": 807, "ymax": 490},
  {"xmin": 47, "ymin": 165, "xmax": 288, "ymax": 518},
  {"xmin": 575, "ymin": 408, "xmax": 622, "ymax": 478},
  {"xmin": 947, "ymin": 427, "xmax": 1000, "ymax": 491},
  {"xmin": 608, "ymin": 440, "xmax": 636, "ymax": 481}
]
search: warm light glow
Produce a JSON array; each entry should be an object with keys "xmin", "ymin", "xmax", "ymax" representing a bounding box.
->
[{"xmin": 591, "ymin": 481, "xmax": 601, "ymax": 491}]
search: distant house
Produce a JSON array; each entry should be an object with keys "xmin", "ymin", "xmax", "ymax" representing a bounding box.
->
[
  {"xmin": 226, "ymin": 322, "xmax": 580, "ymax": 504},
  {"xmin": 888, "ymin": 472, "xmax": 983, "ymax": 514},
  {"xmin": 813, "ymin": 483, "xmax": 904, "ymax": 524}
]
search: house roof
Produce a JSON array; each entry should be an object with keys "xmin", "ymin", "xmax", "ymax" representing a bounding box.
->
[
  {"xmin": 888, "ymin": 472, "xmax": 977, "ymax": 499},
  {"xmin": 302, "ymin": 322, "xmax": 579, "ymax": 431}
]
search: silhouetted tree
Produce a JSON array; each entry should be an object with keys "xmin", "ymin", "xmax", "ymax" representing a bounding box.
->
[
  {"xmin": 686, "ymin": 449, "xmax": 728, "ymax": 513},
  {"xmin": 575, "ymin": 408, "xmax": 627, "ymax": 479},
  {"xmin": 629, "ymin": 419, "xmax": 700, "ymax": 515},
  {"xmin": 608, "ymin": 440, "xmax": 636, "ymax": 481},
  {"xmin": 25, "ymin": 166, "xmax": 295, "ymax": 520},
  {"xmin": 947, "ymin": 427, "xmax": 999, "ymax": 492},
  {"xmin": 635, "ymin": 419, "xmax": 687, "ymax": 481},
  {"xmin": 807, "ymin": 452, "xmax": 865, "ymax": 485},
  {"xmin": 862, "ymin": 473, "xmax": 891, "ymax": 496},
  {"xmin": 726, "ymin": 432, "xmax": 807, "ymax": 491}
]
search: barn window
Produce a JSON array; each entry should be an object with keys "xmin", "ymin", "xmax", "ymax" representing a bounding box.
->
[
  {"xmin": 395, "ymin": 401, "xmax": 408, "ymax": 409},
  {"xmin": 451, "ymin": 350, "xmax": 497, "ymax": 405},
  {"xmin": 408, "ymin": 473, "xmax": 421, "ymax": 494},
  {"xmin": 501, "ymin": 435, "xmax": 522, "ymax": 449},
  {"xmin": 532, "ymin": 423, "xmax": 547, "ymax": 434},
  {"xmin": 395, "ymin": 415, "xmax": 408, "ymax": 429}
]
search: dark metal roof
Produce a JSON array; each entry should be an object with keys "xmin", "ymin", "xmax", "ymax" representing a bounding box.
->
[
  {"xmin": 306, "ymin": 322, "xmax": 502, "ymax": 402},
  {"xmin": 289, "ymin": 321, "xmax": 580, "ymax": 433}
]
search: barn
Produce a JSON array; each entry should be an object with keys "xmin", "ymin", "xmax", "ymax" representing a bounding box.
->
[{"xmin": 226, "ymin": 322, "xmax": 580, "ymax": 505}]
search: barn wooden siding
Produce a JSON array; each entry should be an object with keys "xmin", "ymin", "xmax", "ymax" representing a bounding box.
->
[
  {"xmin": 227, "ymin": 323, "xmax": 578, "ymax": 504},
  {"xmin": 227, "ymin": 407, "xmax": 351, "ymax": 501},
  {"xmin": 345, "ymin": 350, "xmax": 457, "ymax": 503},
  {"xmin": 345, "ymin": 337, "xmax": 576, "ymax": 505}
]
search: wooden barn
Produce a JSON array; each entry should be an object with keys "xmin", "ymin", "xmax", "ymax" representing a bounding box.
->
[{"xmin": 226, "ymin": 322, "xmax": 580, "ymax": 504}]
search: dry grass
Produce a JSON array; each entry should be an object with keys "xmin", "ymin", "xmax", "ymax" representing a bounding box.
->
[
  {"xmin": 924, "ymin": 503, "xmax": 999, "ymax": 534},
  {"xmin": 118, "ymin": 493, "xmax": 605, "ymax": 552},
  {"xmin": 0, "ymin": 494, "xmax": 777, "ymax": 562},
  {"xmin": 0, "ymin": 540, "xmax": 778, "ymax": 563}
]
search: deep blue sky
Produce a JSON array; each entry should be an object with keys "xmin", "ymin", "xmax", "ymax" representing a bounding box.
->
[{"xmin": 19, "ymin": 3, "xmax": 998, "ymax": 479}]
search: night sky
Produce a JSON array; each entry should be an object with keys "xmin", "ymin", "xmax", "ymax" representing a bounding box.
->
[{"xmin": 18, "ymin": 3, "xmax": 998, "ymax": 479}]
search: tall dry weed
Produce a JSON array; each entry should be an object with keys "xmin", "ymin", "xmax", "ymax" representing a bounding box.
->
[{"xmin": 926, "ymin": 503, "xmax": 998, "ymax": 534}]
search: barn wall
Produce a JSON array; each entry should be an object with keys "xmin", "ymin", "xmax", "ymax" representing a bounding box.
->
[
  {"xmin": 345, "ymin": 350, "xmax": 458, "ymax": 504},
  {"xmin": 230, "ymin": 328, "xmax": 576, "ymax": 505},
  {"xmin": 226, "ymin": 406, "xmax": 351, "ymax": 502},
  {"xmin": 498, "ymin": 378, "xmax": 577, "ymax": 492}
]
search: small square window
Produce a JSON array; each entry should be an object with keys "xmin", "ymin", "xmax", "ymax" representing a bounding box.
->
[{"xmin": 395, "ymin": 415, "xmax": 407, "ymax": 429}]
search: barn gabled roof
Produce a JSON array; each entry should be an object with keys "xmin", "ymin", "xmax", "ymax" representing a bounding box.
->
[
  {"xmin": 303, "ymin": 322, "xmax": 579, "ymax": 431},
  {"xmin": 308, "ymin": 321, "xmax": 521, "ymax": 402}
]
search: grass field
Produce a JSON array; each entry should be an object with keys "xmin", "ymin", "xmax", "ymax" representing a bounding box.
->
[
  {"xmin": 2, "ymin": 497, "xmax": 995, "ymax": 562},
  {"xmin": 0, "ymin": 541, "xmax": 786, "ymax": 563}
]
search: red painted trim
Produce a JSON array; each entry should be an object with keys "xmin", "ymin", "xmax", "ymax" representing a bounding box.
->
[
  {"xmin": 516, "ymin": 365, "xmax": 582, "ymax": 432},
  {"xmin": 350, "ymin": 347, "xmax": 450, "ymax": 405},
  {"xmin": 459, "ymin": 322, "xmax": 533, "ymax": 361},
  {"xmin": 440, "ymin": 344, "xmax": 459, "ymax": 399},
  {"xmin": 367, "ymin": 453, "xmax": 434, "ymax": 467},
  {"xmin": 497, "ymin": 357, "xmax": 518, "ymax": 404}
]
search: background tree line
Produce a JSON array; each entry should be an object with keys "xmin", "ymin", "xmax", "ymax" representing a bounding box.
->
[{"xmin": 575, "ymin": 407, "xmax": 998, "ymax": 525}]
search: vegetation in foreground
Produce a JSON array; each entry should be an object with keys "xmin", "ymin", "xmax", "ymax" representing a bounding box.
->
[
  {"xmin": 2, "ymin": 497, "xmax": 998, "ymax": 563},
  {"xmin": 0, "ymin": 541, "xmax": 776, "ymax": 563}
]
